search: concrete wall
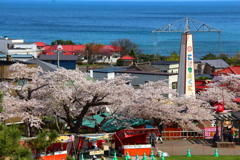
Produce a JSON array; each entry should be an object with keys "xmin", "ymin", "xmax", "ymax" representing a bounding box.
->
[
  {"xmin": 153, "ymin": 64, "xmax": 179, "ymax": 73},
  {"xmin": 117, "ymin": 73, "xmax": 178, "ymax": 89},
  {"xmin": 92, "ymin": 72, "xmax": 108, "ymax": 81},
  {"xmin": 81, "ymin": 53, "xmax": 121, "ymax": 64}
]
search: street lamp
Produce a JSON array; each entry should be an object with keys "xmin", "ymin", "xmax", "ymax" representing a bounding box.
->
[
  {"xmin": 86, "ymin": 50, "xmax": 89, "ymax": 71},
  {"xmin": 57, "ymin": 44, "xmax": 63, "ymax": 68}
]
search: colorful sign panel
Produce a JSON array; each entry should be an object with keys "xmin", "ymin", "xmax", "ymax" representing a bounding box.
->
[
  {"xmin": 185, "ymin": 34, "xmax": 195, "ymax": 95},
  {"xmin": 177, "ymin": 33, "xmax": 195, "ymax": 96}
]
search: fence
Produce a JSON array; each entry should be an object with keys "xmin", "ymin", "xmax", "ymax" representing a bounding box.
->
[{"xmin": 162, "ymin": 130, "xmax": 223, "ymax": 140}]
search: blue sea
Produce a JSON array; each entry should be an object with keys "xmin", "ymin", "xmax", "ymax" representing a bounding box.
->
[{"xmin": 0, "ymin": 0, "xmax": 240, "ymax": 60}]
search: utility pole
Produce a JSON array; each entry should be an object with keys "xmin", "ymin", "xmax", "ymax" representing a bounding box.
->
[
  {"xmin": 57, "ymin": 44, "xmax": 63, "ymax": 68},
  {"xmin": 86, "ymin": 50, "xmax": 89, "ymax": 72}
]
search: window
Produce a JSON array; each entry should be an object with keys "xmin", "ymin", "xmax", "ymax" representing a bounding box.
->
[
  {"xmin": 172, "ymin": 82, "xmax": 177, "ymax": 89},
  {"xmin": 18, "ymin": 79, "xmax": 28, "ymax": 86},
  {"xmin": 112, "ymin": 55, "xmax": 120, "ymax": 58},
  {"xmin": 17, "ymin": 79, "xmax": 28, "ymax": 90}
]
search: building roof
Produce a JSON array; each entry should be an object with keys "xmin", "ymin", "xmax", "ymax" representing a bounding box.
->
[
  {"xmin": 98, "ymin": 45, "xmax": 122, "ymax": 53},
  {"xmin": 0, "ymin": 55, "xmax": 33, "ymax": 58},
  {"xmin": 129, "ymin": 62, "xmax": 160, "ymax": 72},
  {"xmin": 41, "ymin": 45, "xmax": 121, "ymax": 56},
  {"xmin": 92, "ymin": 67, "xmax": 127, "ymax": 73},
  {"xmin": 115, "ymin": 69, "xmax": 178, "ymax": 76},
  {"xmin": 34, "ymin": 42, "xmax": 45, "ymax": 47},
  {"xmin": 39, "ymin": 52, "xmax": 78, "ymax": 61},
  {"xmin": 200, "ymin": 59, "xmax": 229, "ymax": 69},
  {"xmin": 25, "ymin": 59, "xmax": 59, "ymax": 72},
  {"xmin": 213, "ymin": 66, "xmax": 240, "ymax": 75},
  {"xmin": 82, "ymin": 113, "xmax": 150, "ymax": 132},
  {"xmin": 42, "ymin": 45, "xmax": 85, "ymax": 55},
  {"xmin": 151, "ymin": 61, "xmax": 179, "ymax": 65},
  {"xmin": 120, "ymin": 55, "xmax": 136, "ymax": 60}
]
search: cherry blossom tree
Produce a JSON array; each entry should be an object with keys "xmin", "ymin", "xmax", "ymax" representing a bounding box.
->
[
  {"xmin": 122, "ymin": 80, "xmax": 214, "ymax": 132},
  {"xmin": 0, "ymin": 63, "xmax": 47, "ymax": 136},
  {"xmin": 198, "ymin": 74, "xmax": 240, "ymax": 111},
  {"xmin": 1, "ymin": 63, "xmax": 228, "ymax": 136},
  {"xmin": 41, "ymin": 70, "xmax": 136, "ymax": 133},
  {"xmin": 0, "ymin": 63, "xmax": 136, "ymax": 135}
]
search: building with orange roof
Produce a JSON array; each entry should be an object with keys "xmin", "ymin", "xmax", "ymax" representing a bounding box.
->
[
  {"xmin": 120, "ymin": 55, "xmax": 136, "ymax": 66},
  {"xmin": 38, "ymin": 44, "xmax": 121, "ymax": 65}
]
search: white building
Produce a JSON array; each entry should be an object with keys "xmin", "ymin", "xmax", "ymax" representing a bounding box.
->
[
  {"xmin": 115, "ymin": 70, "xmax": 178, "ymax": 90},
  {"xmin": 90, "ymin": 67, "xmax": 178, "ymax": 90},
  {"xmin": 89, "ymin": 67, "xmax": 128, "ymax": 80},
  {"xmin": 0, "ymin": 36, "xmax": 37, "ymax": 61},
  {"xmin": 151, "ymin": 61, "xmax": 179, "ymax": 73}
]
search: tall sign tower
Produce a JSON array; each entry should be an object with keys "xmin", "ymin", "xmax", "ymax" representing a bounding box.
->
[
  {"xmin": 177, "ymin": 32, "xmax": 195, "ymax": 96},
  {"xmin": 152, "ymin": 17, "xmax": 221, "ymax": 96}
]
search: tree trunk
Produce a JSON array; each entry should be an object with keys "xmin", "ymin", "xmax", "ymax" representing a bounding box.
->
[
  {"xmin": 55, "ymin": 117, "xmax": 66, "ymax": 134},
  {"xmin": 71, "ymin": 105, "xmax": 91, "ymax": 134},
  {"xmin": 25, "ymin": 122, "xmax": 30, "ymax": 137},
  {"xmin": 25, "ymin": 121, "xmax": 34, "ymax": 137}
]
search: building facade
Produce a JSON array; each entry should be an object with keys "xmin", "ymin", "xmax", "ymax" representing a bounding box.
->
[{"xmin": 0, "ymin": 36, "xmax": 37, "ymax": 60}]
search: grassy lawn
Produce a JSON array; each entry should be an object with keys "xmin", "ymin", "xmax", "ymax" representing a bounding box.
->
[
  {"xmin": 117, "ymin": 156, "xmax": 240, "ymax": 160},
  {"xmin": 157, "ymin": 156, "xmax": 240, "ymax": 160}
]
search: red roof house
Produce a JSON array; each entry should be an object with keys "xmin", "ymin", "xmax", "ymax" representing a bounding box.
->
[
  {"xmin": 98, "ymin": 45, "xmax": 122, "ymax": 53},
  {"xmin": 120, "ymin": 55, "xmax": 136, "ymax": 60},
  {"xmin": 34, "ymin": 42, "xmax": 45, "ymax": 47},
  {"xmin": 41, "ymin": 45, "xmax": 86, "ymax": 55},
  {"xmin": 213, "ymin": 66, "xmax": 240, "ymax": 76},
  {"xmin": 40, "ymin": 45, "xmax": 121, "ymax": 56},
  {"xmin": 120, "ymin": 55, "xmax": 136, "ymax": 66}
]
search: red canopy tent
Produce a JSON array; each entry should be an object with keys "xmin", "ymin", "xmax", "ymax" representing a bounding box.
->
[{"xmin": 114, "ymin": 128, "xmax": 160, "ymax": 156}]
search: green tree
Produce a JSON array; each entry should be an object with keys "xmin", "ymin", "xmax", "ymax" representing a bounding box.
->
[
  {"xmin": 51, "ymin": 39, "xmax": 77, "ymax": 45},
  {"xmin": 165, "ymin": 51, "xmax": 180, "ymax": 61},
  {"xmin": 128, "ymin": 48, "xmax": 137, "ymax": 62},
  {"xmin": 196, "ymin": 76, "xmax": 210, "ymax": 80},
  {"xmin": 138, "ymin": 54, "xmax": 164, "ymax": 62},
  {"xmin": 218, "ymin": 53, "xmax": 231, "ymax": 65},
  {"xmin": 230, "ymin": 52, "xmax": 240, "ymax": 66},
  {"xmin": 31, "ymin": 130, "xmax": 58, "ymax": 153},
  {"xmin": 0, "ymin": 90, "xmax": 3, "ymax": 112},
  {"xmin": 200, "ymin": 53, "xmax": 218, "ymax": 60},
  {"xmin": 0, "ymin": 124, "xmax": 33, "ymax": 159},
  {"xmin": 116, "ymin": 59, "xmax": 124, "ymax": 66}
]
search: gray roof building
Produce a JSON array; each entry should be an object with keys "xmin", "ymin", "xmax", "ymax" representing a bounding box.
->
[
  {"xmin": 199, "ymin": 59, "xmax": 229, "ymax": 69},
  {"xmin": 26, "ymin": 59, "xmax": 59, "ymax": 72}
]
